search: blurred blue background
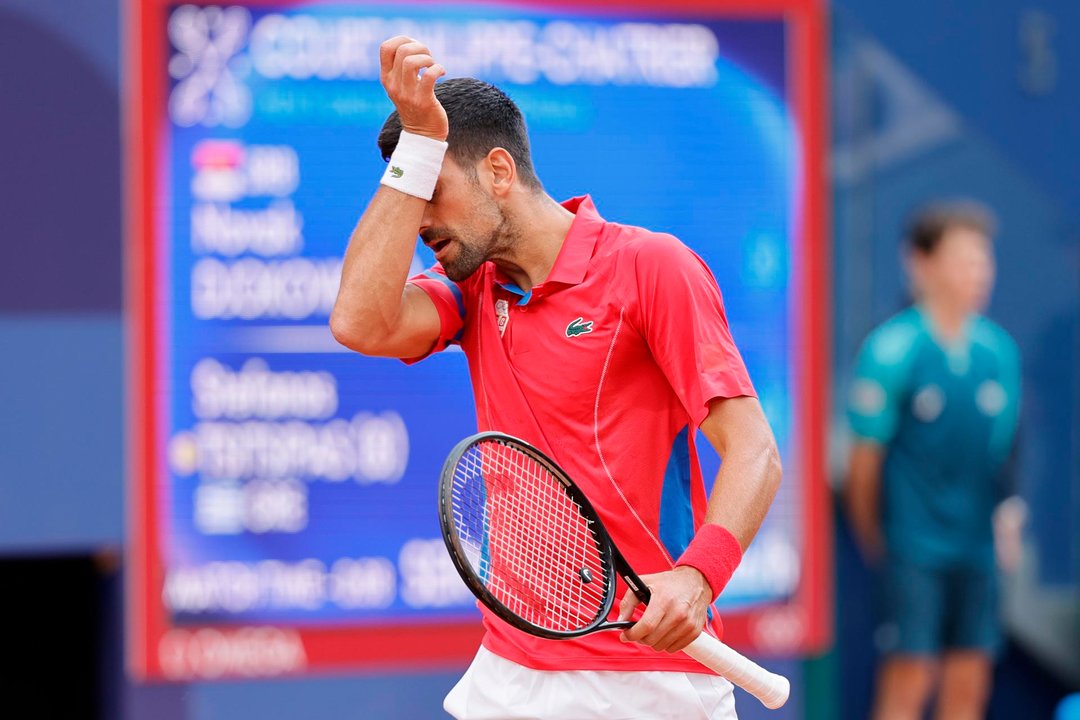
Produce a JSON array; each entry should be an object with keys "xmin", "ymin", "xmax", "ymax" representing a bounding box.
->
[{"xmin": 0, "ymin": 0, "xmax": 1076, "ymax": 718}]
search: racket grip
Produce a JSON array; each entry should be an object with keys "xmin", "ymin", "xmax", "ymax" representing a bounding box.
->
[{"xmin": 684, "ymin": 633, "xmax": 790, "ymax": 709}]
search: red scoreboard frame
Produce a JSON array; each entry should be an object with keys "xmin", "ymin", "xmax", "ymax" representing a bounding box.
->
[{"xmin": 127, "ymin": 0, "xmax": 829, "ymax": 680}]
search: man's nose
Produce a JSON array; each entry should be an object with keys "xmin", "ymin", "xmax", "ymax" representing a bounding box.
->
[{"xmin": 418, "ymin": 206, "xmax": 435, "ymax": 235}]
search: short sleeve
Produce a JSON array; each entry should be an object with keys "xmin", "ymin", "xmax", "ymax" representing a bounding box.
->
[
  {"xmin": 847, "ymin": 320, "xmax": 919, "ymax": 445},
  {"xmin": 632, "ymin": 234, "xmax": 756, "ymax": 427},
  {"xmin": 403, "ymin": 265, "xmax": 466, "ymax": 363}
]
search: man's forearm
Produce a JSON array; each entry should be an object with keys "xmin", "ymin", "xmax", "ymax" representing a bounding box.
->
[
  {"xmin": 846, "ymin": 482, "xmax": 883, "ymax": 560},
  {"xmin": 697, "ymin": 397, "xmax": 782, "ymax": 549},
  {"xmin": 704, "ymin": 438, "xmax": 782, "ymax": 549},
  {"xmin": 330, "ymin": 187, "xmax": 425, "ymax": 351},
  {"xmin": 845, "ymin": 443, "xmax": 884, "ymax": 560}
]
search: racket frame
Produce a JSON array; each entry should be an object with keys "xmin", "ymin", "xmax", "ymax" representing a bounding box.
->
[{"xmin": 439, "ymin": 431, "xmax": 641, "ymax": 640}]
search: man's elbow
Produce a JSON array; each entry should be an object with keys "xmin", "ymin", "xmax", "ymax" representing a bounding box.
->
[
  {"xmin": 762, "ymin": 437, "xmax": 783, "ymax": 498},
  {"xmin": 329, "ymin": 310, "xmax": 385, "ymax": 356}
]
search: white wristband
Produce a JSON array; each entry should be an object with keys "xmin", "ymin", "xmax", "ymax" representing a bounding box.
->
[{"xmin": 380, "ymin": 130, "xmax": 448, "ymax": 200}]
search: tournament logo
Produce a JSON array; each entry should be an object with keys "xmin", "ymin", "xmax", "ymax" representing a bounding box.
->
[
  {"xmin": 912, "ymin": 384, "xmax": 945, "ymax": 423},
  {"xmin": 168, "ymin": 5, "xmax": 253, "ymax": 128}
]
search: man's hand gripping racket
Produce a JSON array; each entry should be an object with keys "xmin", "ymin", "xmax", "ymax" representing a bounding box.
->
[{"xmin": 438, "ymin": 432, "xmax": 790, "ymax": 710}]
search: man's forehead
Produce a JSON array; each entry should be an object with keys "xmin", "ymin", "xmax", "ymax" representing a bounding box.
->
[
  {"xmin": 942, "ymin": 225, "xmax": 992, "ymax": 249},
  {"xmin": 440, "ymin": 154, "xmax": 468, "ymax": 175},
  {"xmin": 437, "ymin": 153, "xmax": 485, "ymax": 189}
]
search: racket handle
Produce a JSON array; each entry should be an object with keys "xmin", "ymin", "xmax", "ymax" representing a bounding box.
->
[{"xmin": 684, "ymin": 633, "xmax": 790, "ymax": 709}]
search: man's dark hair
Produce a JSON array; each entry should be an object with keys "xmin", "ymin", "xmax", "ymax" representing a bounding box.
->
[
  {"xmin": 378, "ymin": 77, "xmax": 541, "ymax": 189},
  {"xmin": 906, "ymin": 200, "xmax": 997, "ymax": 256}
]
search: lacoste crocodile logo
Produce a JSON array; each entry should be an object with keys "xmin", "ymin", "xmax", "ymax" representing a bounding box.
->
[
  {"xmin": 565, "ymin": 317, "xmax": 594, "ymax": 337},
  {"xmin": 389, "ymin": 166, "xmax": 404, "ymax": 179}
]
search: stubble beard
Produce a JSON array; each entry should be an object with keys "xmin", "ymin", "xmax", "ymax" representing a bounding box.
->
[
  {"xmin": 442, "ymin": 205, "xmax": 518, "ymax": 283},
  {"xmin": 442, "ymin": 241, "xmax": 487, "ymax": 282}
]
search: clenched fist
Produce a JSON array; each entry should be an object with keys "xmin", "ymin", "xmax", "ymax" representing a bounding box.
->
[{"xmin": 379, "ymin": 36, "xmax": 448, "ymax": 141}]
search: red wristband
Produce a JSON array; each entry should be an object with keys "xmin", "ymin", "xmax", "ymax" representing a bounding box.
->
[{"xmin": 674, "ymin": 524, "xmax": 743, "ymax": 601}]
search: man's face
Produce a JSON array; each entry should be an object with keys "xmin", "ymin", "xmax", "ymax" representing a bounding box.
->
[
  {"xmin": 419, "ymin": 155, "xmax": 509, "ymax": 282},
  {"xmin": 915, "ymin": 226, "xmax": 996, "ymax": 314}
]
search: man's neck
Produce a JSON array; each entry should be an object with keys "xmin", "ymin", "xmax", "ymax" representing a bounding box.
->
[
  {"xmin": 492, "ymin": 193, "xmax": 575, "ymax": 292},
  {"xmin": 921, "ymin": 298, "xmax": 971, "ymax": 343}
]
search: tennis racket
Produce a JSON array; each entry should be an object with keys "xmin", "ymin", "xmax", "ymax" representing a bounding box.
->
[{"xmin": 438, "ymin": 431, "xmax": 790, "ymax": 710}]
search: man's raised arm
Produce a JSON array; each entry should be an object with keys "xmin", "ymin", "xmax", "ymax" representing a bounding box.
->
[{"xmin": 330, "ymin": 36, "xmax": 447, "ymax": 359}]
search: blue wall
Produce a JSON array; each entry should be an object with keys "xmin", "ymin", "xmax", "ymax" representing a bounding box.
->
[
  {"xmin": 831, "ymin": 0, "xmax": 1079, "ymax": 589},
  {"xmin": 829, "ymin": 0, "xmax": 1079, "ymax": 716},
  {"xmin": 0, "ymin": 1, "xmax": 1075, "ymax": 718},
  {"xmin": 0, "ymin": 0, "xmax": 123, "ymax": 551}
]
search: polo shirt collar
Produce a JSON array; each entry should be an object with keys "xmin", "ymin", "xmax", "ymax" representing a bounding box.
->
[
  {"xmin": 493, "ymin": 195, "xmax": 604, "ymax": 293},
  {"xmin": 546, "ymin": 195, "xmax": 604, "ymax": 286}
]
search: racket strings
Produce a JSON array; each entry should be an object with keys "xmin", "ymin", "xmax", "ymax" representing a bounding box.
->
[
  {"xmin": 449, "ymin": 441, "xmax": 610, "ymax": 633},
  {"xmin": 485, "ymin": 448, "xmax": 608, "ymax": 630},
  {"xmin": 504, "ymin": 450, "xmax": 607, "ymax": 620},
  {"xmin": 456, "ymin": 444, "xmax": 607, "ymax": 625}
]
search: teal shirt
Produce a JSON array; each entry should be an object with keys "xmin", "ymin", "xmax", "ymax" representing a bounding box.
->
[{"xmin": 848, "ymin": 306, "xmax": 1021, "ymax": 566}]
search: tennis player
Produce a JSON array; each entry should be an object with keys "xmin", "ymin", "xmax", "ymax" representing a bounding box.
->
[
  {"xmin": 331, "ymin": 37, "xmax": 782, "ymax": 719},
  {"xmin": 845, "ymin": 202, "xmax": 1022, "ymax": 720}
]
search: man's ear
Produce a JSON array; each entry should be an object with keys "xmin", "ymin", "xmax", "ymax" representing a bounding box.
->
[
  {"xmin": 484, "ymin": 147, "xmax": 517, "ymax": 197},
  {"xmin": 905, "ymin": 249, "xmax": 930, "ymax": 297}
]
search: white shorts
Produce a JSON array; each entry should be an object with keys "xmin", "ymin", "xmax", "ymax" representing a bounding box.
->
[{"xmin": 444, "ymin": 646, "xmax": 738, "ymax": 720}]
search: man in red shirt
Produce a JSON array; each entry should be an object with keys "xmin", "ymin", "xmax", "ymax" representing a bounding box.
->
[{"xmin": 331, "ymin": 37, "xmax": 782, "ymax": 719}]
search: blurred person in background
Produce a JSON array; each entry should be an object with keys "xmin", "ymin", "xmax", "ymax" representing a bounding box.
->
[{"xmin": 844, "ymin": 201, "xmax": 1022, "ymax": 720}]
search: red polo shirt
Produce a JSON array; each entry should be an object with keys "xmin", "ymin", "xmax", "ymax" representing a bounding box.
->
[{"xmin": 408, "ymin": 195, "xmax": 755, "ymax": 672}]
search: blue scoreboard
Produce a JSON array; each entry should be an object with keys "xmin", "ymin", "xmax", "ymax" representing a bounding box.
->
[{"xmin": 129, "ymin": 0, "xmax": 828, "ymax": 680}]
